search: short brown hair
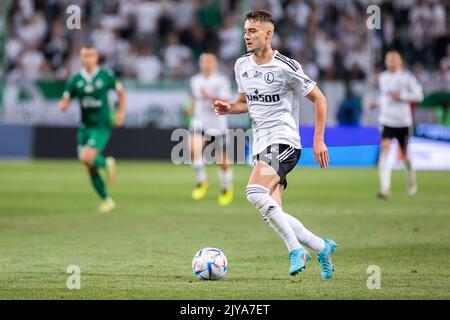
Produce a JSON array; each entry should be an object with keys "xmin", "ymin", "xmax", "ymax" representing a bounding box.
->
[{"xmin": 245, "ymin": 10, "xmax": 275, "ymax": 26}]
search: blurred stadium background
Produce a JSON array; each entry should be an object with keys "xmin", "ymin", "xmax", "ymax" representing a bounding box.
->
[
  {"xmin": 0, "ymin": 0, "xmax": 449, "ymax": 166},
  {"xmin": 0, "ymin": 0, "xmax": 450, "ymax": 300}
]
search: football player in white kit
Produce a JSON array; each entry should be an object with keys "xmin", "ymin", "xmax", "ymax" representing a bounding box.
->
[
  {"xmin": 373, "ymin": 50, "xmax": 424, "ymax": 199},
  {"xmin": 212, "ymin": 11, "xmax": 337, "ymax": 279},
  {"xmin": 188, "ymin": 52, "xmax": 234, "ymax": 206}
]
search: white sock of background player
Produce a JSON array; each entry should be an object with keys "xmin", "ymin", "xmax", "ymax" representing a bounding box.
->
[
  {"xmin": 218, "ymin": 167, "xmax": 233, "ymax": 191},
  {"xmin": 404, "ymin": 156, "xmax": 417, "ymax": 193},
  {"xmin": 192, "ymin": 159, "xmax": 207, "ymax": 184},
  {"xmin": 378, "ymin": 148, "xmax": 391, "ymax": 195}
]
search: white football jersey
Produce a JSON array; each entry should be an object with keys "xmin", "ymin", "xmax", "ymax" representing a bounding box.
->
[
  {"xmin": 378, "ymin": 69, "xmax": 424, "ymax": 128},
  {"xmin": 190, "ymin": 71, "xmax": 231, "ymax": 135},
  {"xmin": 234, "ymin": 50, "xmax": 316, "ymax": 155}
]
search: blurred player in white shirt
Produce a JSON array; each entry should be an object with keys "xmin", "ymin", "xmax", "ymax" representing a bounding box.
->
[
  {"xmin": 213, "ymin": 11, "xmax": 337, "ymax": 279},
  {"xmin": 372, "ymin": 50, "xmax": 424, "ymax": 199},
  {"xmin": 188, "ymin": 52, "xmax": 234, "ymax": 206}
]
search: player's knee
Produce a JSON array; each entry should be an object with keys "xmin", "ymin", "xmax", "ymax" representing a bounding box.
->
[
  {"xmin": 400, "ymin": 149, "xmax": 410, "ymax": 163},
  {"xmin": 220, "ymin": 162, "xmax": 229, "ymax": 170},
  {"xmin": 246, "ymin": 184, "xmax": 277, "ymax": 222},
  {"xmin": 381, "ymin": 140, "xmax": 391, "ymax": 151},
  {"xmin": 80, "ymin": 154, "xmax": 94, "ymax": 166},
  {"xmin": 246, "ymin": 184, "xmax": 269, "ymax": 206}
]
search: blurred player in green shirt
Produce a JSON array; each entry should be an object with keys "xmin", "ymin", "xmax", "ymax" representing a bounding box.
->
[{"xmin": 59, "ymin": 45, "xmax": 126, "ymax": 213}]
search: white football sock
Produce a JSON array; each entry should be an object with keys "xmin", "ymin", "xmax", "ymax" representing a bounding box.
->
[
  {"xmin": 246, "ymin": 184, "xmax": 301, "ymax": 252},
  {"xmin": 378, "ymin": 149, "xmax": 391, "ymax": 194},
  {"xmin": 218, "ymin": 168, "xmax": 233, "ymax": 190},
  {"xmin": 192, "ymin": 160, "xmax": 207, "ymax": 184},
  {"xmin": 404, "ymin": 158, "xmax": 416, "ymax": 186},
  {"xmin": 284, "ymin": 212, "xmax": 325, "ymax": 253}
]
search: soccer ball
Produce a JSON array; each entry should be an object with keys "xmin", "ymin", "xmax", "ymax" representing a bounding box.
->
[{"xmin": 192, "ymin": 247, "xmax": 228, "ymax": 280}]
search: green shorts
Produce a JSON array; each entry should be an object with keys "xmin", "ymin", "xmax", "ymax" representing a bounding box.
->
[{"xmin": 77, "ymin": 126, "xmax": 111, "ymax": 156}]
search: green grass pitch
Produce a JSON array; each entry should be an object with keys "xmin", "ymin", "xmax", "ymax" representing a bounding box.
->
[{"xmin": 0, "ymin": 160, "xmax": 449, "ymax": 299}]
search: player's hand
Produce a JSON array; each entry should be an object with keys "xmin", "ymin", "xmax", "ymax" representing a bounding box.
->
[
  {"xmin": 212, "ymin": 100, "xmax": 231, "ymax": 115},
  {"xmin": 184, "ymin": 105, "xmax": 194, "ymax": 117},
  {"xmin": 390, "ymin": 92, "xmax": 402, "ymax": 102},
  {"xmin": 313, "ymin": 139, "xmax": 329, "ymax": 168},
  {"xmin": 59, "ymin": 99, "xmax": 69, "ymax": 112},
  {"xmin": 115, "ymin": 112, "xmax": 125, "ymax": 127}
]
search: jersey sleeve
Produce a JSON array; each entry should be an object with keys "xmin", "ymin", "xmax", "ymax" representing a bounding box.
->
[
  {"xmin": 234, "ymin": 60, "xmax": 244, "ymax": 93},
  {"xmin": 286, "ymin": 60, "xmax": 317, "ymax": 96},
  {"xmin": 400, "ymin": 72, "xmax": 424, "ymax": 103},
  {"xmin": 107, "ymin": 70, "xmax": 123, "ymax": 91},
  {"xmin": 62, "ymin": 76, "xmax": 77, "ymax": 99}
]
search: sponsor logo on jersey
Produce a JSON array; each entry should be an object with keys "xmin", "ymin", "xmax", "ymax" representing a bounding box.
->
[
  {"xmin": 264, "ymin": 72, "xmax": 275, "ymax": 84},
  {"xmin": 246, "ymin": 89, "xmax": 280, "ymax": 103},
  {"xmin": 253, "ymin": 70, "xmax": 262, "ymax": 78},
  {"xmin": 81, "ymin": 96, "xmax": 102, "ymax": 108}
]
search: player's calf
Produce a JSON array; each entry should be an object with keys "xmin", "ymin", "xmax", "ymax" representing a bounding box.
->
[{"xmin": 246, "ymin": 184, "xmax": 305, "ymax": 275}]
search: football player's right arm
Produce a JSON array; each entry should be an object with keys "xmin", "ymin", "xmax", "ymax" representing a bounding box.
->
[
  {"xmin": 212, "ymin": 93, "xmax": 248, "ymax": 115},
  {"xmin": 59, "ymin": 78, "xmax": 76, "ymax": 112},
  {"xmin": 370, "ymin": 74, "xmax": 380, "ymax": 110},
  {"xmin": 185, "ymin": 96, "xmax": 195, "ymax": 117},
  {"xmin": 185, "ymin": 79, "xmax": 196, "ymax": 117},
  {"xmin": 59, "ymin": 96, "xmax": 70, "ymax": 112}
]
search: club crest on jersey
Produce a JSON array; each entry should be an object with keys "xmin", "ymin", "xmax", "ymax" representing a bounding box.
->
[
  {"xmin": 264, "ymin": 72, "xmax": 275, "ymax": 84},
  {"xmin": 253, "ymin": 70, "xmax": 262, "ymax": 78}
]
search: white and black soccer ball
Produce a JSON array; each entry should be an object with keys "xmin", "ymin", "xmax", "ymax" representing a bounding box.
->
[{"xmin": 192, "ymin": 247, "xmax": 228, "ymax": 280}]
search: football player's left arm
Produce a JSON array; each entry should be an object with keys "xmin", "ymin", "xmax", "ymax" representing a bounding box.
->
[
  {"xmin": 306, "ymin": 86, "xmax": 329, "ymax": 169},
  {"xmin": 399, "ymin": 74, "xmax": 424, "ymax": 103},
  {"xmin": 115, "ymin": 83, "xmax": 126, "ymax": 127}
]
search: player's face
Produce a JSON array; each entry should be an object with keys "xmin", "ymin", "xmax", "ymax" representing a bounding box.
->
[
  {"xmin": 199, "ymin": 54, "xmax": 217, "ymax": 75},
  {"xmin": 244, "ymin": 19, "xmax": 272, "ymax": 52},
  {"xmin": 80, "ymin": 48, "xmax": 99, "ymax": 70},
  {"xmin": 385, "ymin": 52, "xmax": 402, "ymax": 72}
]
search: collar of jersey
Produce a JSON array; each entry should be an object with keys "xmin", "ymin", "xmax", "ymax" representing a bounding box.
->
[
  {"xmin": 80, "ymin": 66, "xmax": 100, "ymax": 83},
  {"xmin": 201, "ymin": 71, "xmax": 218, "ymax": 79},
  {"xmin": 250, "ymin": 49, "xmax": 278, "ymax": 67}
]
